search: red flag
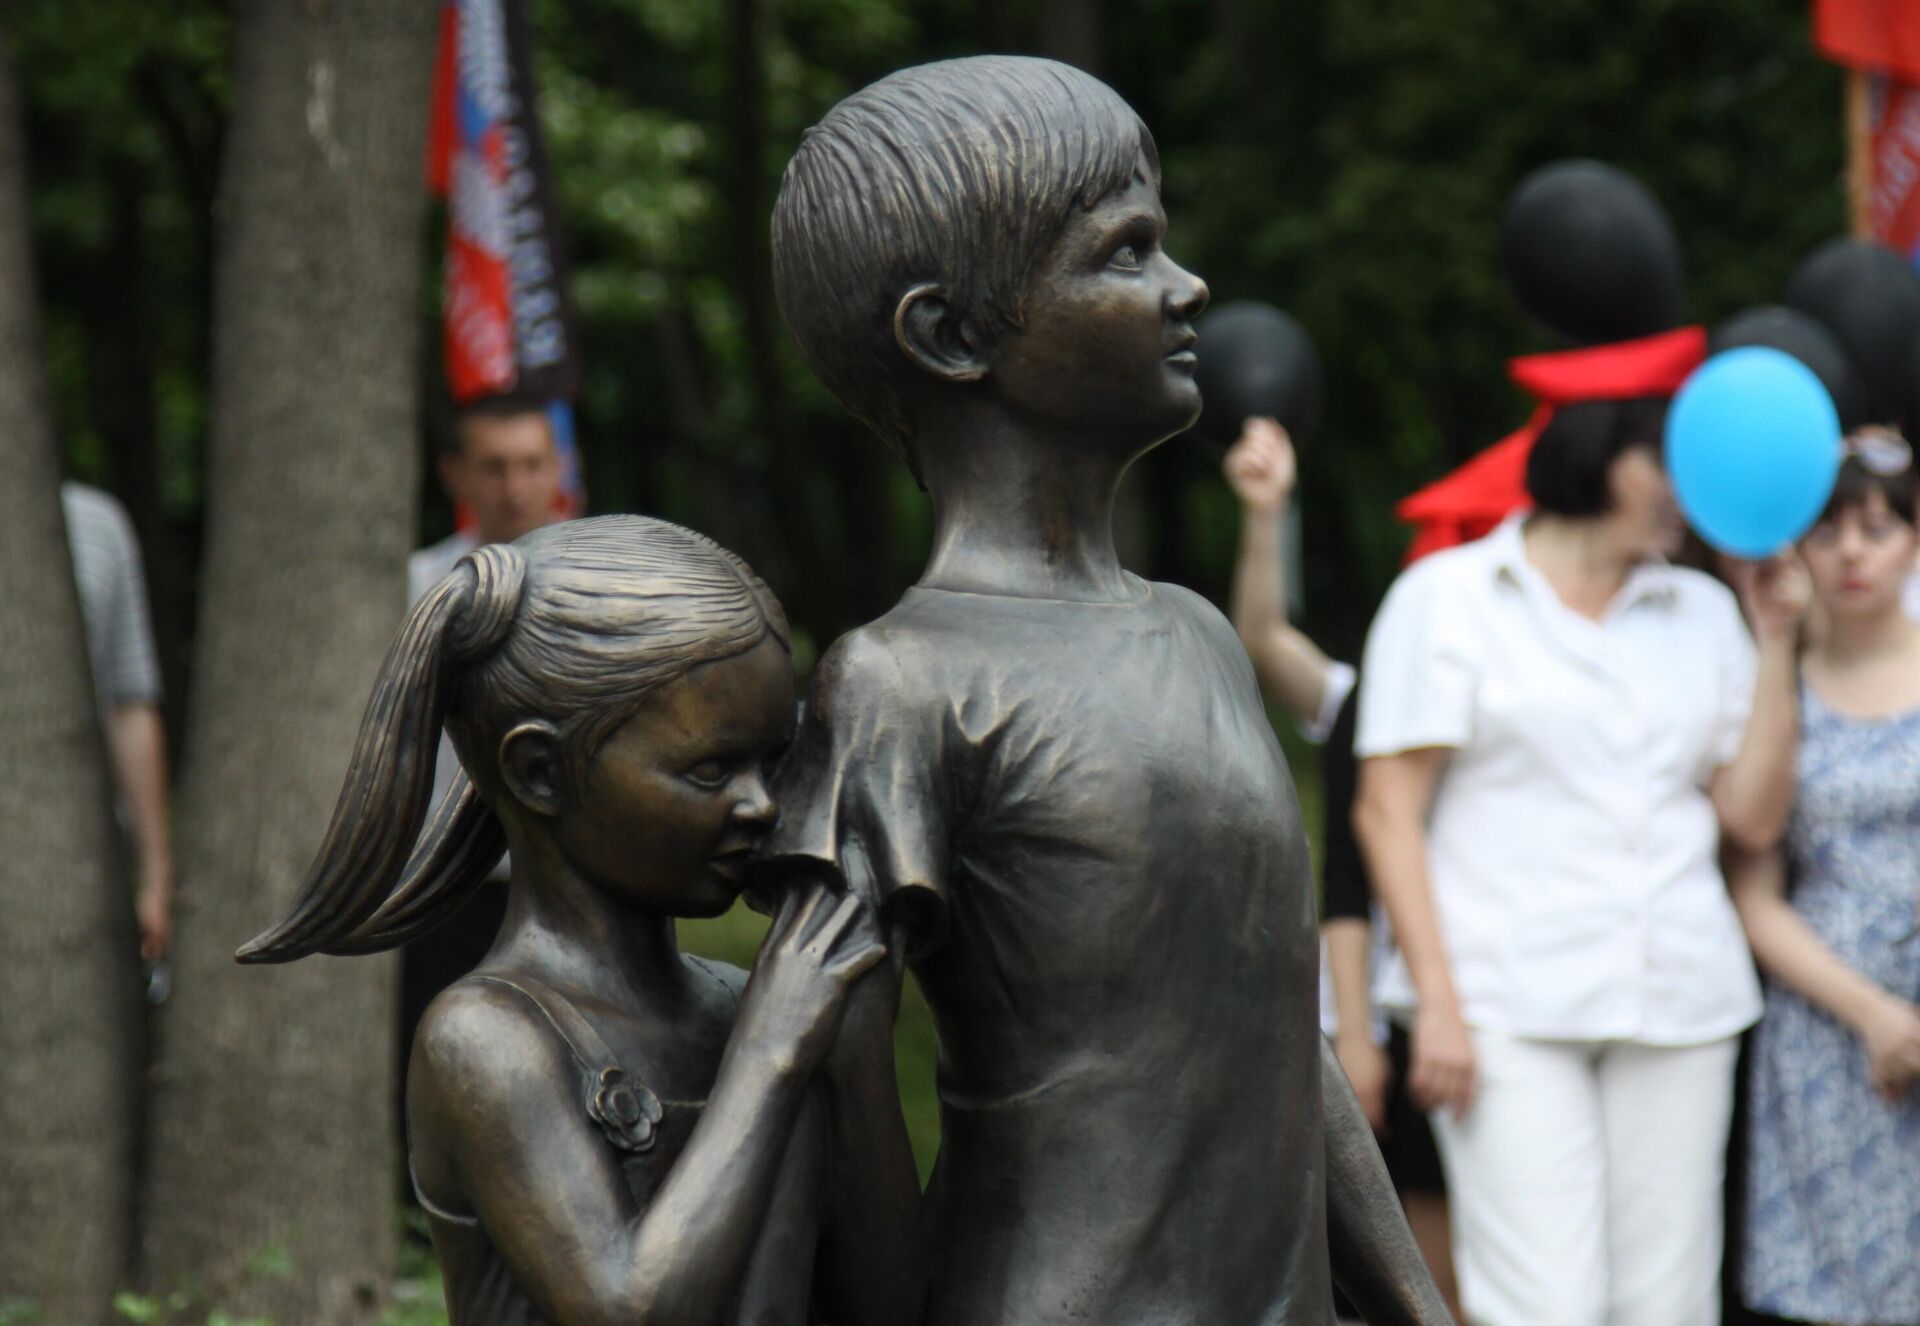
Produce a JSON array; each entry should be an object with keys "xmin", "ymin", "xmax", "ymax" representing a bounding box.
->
[
  {"xmin": 1816, "ymin": 0, "xmax": 1920, "ymax": 82},
  {"xmin": 427, "ymin": 0, "xmax": 586, "ymax": 521}
]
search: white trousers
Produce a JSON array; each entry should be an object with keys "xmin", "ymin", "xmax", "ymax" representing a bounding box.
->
[{"xmin": 1429, "ymin": 1031, "xmax": 1738, "ymax": 1326}]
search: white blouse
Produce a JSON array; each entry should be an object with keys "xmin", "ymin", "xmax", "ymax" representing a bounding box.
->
[{"xmin": 1356, "ymin": 518, "xmax": 1762, "ymax": 1045}]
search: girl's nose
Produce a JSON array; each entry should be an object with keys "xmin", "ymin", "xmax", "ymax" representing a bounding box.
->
[{"xmin": 731, "ymin": 773, "xmax": 779, "ymax": 831}]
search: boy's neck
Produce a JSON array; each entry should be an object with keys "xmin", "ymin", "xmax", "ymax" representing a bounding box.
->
[{"xmin": 915, "ymin": 404, "xmax": 1140, "ymax": 602}]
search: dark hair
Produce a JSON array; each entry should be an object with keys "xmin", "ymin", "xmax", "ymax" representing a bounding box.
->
[
  {"xmin": 442, "ymin": 395, "xmax": 555, "ymax": 458},
  {"xmin": 237, "ymin": 516, "xmax": 789, "ymax": 964},
  {"xmin": 771, "ymin": 56, "xmax": 1157, "ymax": 480},
  {"xmin": 1818, "ymin": 455, "xmax": 1919, "ymax": 527},
  {"xmin": 1525, "ymin": 396, "xmax": 1670, "ymax": 517}
]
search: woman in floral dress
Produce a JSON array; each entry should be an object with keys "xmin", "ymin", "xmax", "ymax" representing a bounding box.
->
[{"xmin": 1736, "ymin": 440, "xmax": 1920, "ymax": 1326}]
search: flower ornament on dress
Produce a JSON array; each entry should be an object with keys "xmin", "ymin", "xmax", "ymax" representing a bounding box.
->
[{"xmin": 589, "ymin": 1067, "xmax": 664, "ymax": 1154}]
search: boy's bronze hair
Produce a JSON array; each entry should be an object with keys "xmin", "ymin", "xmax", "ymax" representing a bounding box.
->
[{"xmin": 772, "ymin": 55, "xmax": 1157, "ymax": 481}]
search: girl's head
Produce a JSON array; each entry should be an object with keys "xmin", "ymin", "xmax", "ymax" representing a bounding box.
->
[
  {"xmin": 1800, "ymin": 432, "xmax": 1920, "ymax": 622},
  {"xmin": 239, "ymin": 516, "xmax": 793, "ymax": 964},
  {"xmin": 1525, "ymin": 395, "xmax": 1682, "ymax": 557}
]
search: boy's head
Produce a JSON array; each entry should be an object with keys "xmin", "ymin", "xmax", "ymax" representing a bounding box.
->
[{"xmin": 773, "ymin": 56, "xmax": 1160, "ymax": 479}]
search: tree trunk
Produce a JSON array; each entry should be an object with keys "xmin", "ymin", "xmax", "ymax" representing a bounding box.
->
[
  {"xmin": 141, "ymin": 2, "xmax": 435, "ymax": 1319},
  {"xmin": 0, "ymin": 35, "xmax": 141, "ymax": 1323}
]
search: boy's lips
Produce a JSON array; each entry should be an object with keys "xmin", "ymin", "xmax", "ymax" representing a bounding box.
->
[{"xmin": 1165, "ymin": 331, "xmax": 1198, "ymax": 370}]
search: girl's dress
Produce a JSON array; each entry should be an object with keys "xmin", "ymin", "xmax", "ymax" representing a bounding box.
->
[
  {"xmin": 414, "ymin": 958, "xmax": 822, "ymax": 1325},
  {"xmin": 1743, "ymin": 687, "xmax": 1920, "ymax": 1325}
]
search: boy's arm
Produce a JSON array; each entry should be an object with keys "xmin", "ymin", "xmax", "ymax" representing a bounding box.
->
[
  {"xmin": 814, "ymin": 921, "xmax": 927, "ymax": 1326},
  {"xmin": 1322, "ymin": 1038, "xmax": 1455, "ymax": 1324}
]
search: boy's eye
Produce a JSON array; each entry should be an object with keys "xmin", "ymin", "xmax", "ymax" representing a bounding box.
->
[
  {"xmin": 1109, "ymin": 243, "xmax": 1142, "ymax": 270},
  {"xmin": 683, "ymin": 760, "xmax": 731, "ymax": 790}
]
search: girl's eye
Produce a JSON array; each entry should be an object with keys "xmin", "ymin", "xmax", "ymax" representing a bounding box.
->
[
  {"xmin": 1109, "ymin": 243, "xmax": 1141, "ymax": 270},
  {"xmin": 683, "ymin": 761, "xmax": 730, "ymax": 790}
]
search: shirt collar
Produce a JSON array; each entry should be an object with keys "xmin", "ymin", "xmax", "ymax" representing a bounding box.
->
[{"xmin": 1484, "ymin": 514, "xmax": 1678, "ymax": 610}]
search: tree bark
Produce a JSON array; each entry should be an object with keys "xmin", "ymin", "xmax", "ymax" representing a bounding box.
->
[
  {"xmin": 140, "ymin": 2, "xmax": 435, "ymax": 1319},
  {"xmin": 0, "ymin": 35, "xmax": 141, "ymax": 1323}
]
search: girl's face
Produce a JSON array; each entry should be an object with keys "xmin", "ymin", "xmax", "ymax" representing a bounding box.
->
[
  {"xmin": 1801, "ymin": 488, "xmax": 1920, "ymax": 622},
  {"xmin": 1605, "ymin": 443, "xmax": 1686, "ymax": 560},
  {"xmin": 552, "ymin": 634, "xmax": 795, "ymax": 918}
]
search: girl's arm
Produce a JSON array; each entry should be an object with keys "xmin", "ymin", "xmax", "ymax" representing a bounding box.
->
[
  {"xmin": 412, "ymin": 888, "xmax": 882, "ymax": 1326},
  {"xmin": 1225, "ymin": 419, "xmax": 1343, "ymax": 727},
  {"xmin": 1713, "ymin": 557, "xmax": 1808, "ymax": 851},
  {"xmin": 1325, "ymin": 917, "xmax": 1389, "ymax": 1129},
  {"xmin": 1727, "ymin": 845, "xmax": 1920, "ymax": 1099},
  {"xmin": 814, "ymin": 940, "xmax": 926, "ymax": 1326},
  {"xmin": 1353, "ymin": 747, "xmax": 1472, "ymax": 1114}
]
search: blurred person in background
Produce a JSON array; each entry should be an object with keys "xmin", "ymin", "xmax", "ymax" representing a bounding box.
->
[
  {"xmin": 1223, "ymin": 418, "xmax": 1462, "ymax": 1321},
  {"xmin": 63, "ymin": 481, "xmax": 173, "ymax": 974},
  {"xmin": 401, "ymin": 397, "xmax": 567, "ymax": 1076},
  {"xmin": 1351, "ymin": 396, "xmax": 1803, "ymax": 1326},
  {"xmin": 1732, "ymin": 435, "xmax": 1920, "ymax": 1326}
]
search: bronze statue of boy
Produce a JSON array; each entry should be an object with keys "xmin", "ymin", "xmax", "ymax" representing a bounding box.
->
[{"xmin": 768, "ymin": 55, "xmax": 1452, "ymax": 1324}]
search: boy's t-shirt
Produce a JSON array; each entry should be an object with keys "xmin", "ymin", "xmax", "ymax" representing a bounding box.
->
[{"xmin": 768, "ymin": 575, "xmax": 1330, "ymax": 1326}]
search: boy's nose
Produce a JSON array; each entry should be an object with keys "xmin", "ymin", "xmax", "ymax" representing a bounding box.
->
[{"xmin": 1169, "ymin": 267, "xmax": 1209, "ymax": 322}]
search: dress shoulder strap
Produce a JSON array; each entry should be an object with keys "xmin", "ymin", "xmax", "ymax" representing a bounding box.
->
[{"xmin": 469, "ymin": 973, "xmax": 667, "ymax": 1156}]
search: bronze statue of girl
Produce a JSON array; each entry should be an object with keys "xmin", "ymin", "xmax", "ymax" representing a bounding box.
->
[{"xmin": 240, "ymin": 516, "xmax": 922, "ymax": 1325}]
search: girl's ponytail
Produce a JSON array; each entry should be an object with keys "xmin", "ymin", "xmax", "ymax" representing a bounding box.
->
[
  {"xmin": 236, "ymin": 546, "xmax": 526, "ymax": 964},
  {"xmin": 322, "ymin": 767, "xmax": 505, "ymax": 954}
]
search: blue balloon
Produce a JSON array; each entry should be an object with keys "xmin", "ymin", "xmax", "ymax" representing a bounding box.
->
[{"xmin": 1665, "ymin": 346, "xmax": 1842, "ymax": 558}]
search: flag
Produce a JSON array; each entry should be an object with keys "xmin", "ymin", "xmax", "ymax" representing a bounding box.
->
[
  {"xmin": 1815, "ymin": 0, "xmax": 1920, "ymax": 259},
  {"xmin": 428, "ymin": 0, "xmax": 585, "ymax": 516}
]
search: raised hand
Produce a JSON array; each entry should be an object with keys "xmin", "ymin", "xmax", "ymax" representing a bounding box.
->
[
  {"xmin": 1222, "ymin": 417, "xmax": 1297, "ymax": 514},
  {"xmin": 1734, "ymin": 551, "xmax": 1812, "ymax": 645}
]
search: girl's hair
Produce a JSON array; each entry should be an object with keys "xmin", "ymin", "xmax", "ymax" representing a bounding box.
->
[
  {"xmin": 1525, "ymin": 395, "xmax": 1671, "ymax": 518},
  {"xmin": 237, "ymin": 516, "xmax": 789, "ymax": 964},
  {"xmin": 1817, "ymin": 455, "xmax": 1919, "ymax": 528}
]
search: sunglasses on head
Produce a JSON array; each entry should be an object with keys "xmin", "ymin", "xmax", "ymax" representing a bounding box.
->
[{"xmin": 1843, "ymin": 426, "xmax": 1912, "ymax": 477}]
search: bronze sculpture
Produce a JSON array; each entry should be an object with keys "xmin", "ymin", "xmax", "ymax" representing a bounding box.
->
[
  {"xmin": 768, "ymin": 55, "xmax": 1452, "ymax": 1324},
  {"xmin": 238, "ymin": 517, "xmax": 923, "ymax": 1324},
  {"xmin": 234, "ymin": 53, "xmax": 1451, "ymax": 1326}
]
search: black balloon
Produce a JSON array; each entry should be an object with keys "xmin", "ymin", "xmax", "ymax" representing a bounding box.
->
[
  {"xmin": 1709, "ymin": 305, "xmax": 1868, "ymax": 433},
  {"xmin": 1784, "ymin": 238, "xmax": 1920, "ymax": 427},
  {"xmin": 1499, "ymin": 160, "xmax": 1685, "ymax": 345},
  {"xmin": 1191, "ymin": 302, "xmax": 1324, "ymax": 445}
]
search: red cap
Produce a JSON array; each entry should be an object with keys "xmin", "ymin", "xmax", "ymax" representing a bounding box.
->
[{"xmin": 1395, "ymin": 326, "xmax": 1707, "ymax": 563}]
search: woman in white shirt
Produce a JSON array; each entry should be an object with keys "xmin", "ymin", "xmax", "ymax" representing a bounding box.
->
[{"xmin": 1352, "ymin": 395, "xmax": 1801, "ymax": 1326}]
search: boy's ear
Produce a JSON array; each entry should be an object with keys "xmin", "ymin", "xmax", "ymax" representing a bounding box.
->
[
  {"xmin": 894, "ymin": 283, "xmax": 989, "ymax": 383},
  {"xmin": 499, "ymin": 721, "xmax": 566, "ymax": 818}
]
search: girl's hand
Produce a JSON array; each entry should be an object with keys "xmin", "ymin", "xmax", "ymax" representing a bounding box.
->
[
  {"xmin": 1857, "ymin": 991, "xmax": 1920, "ymax": 1100},
  {"xmin": 1222, "ymin": 417, "xmax": 1296, "ymax": 514},
  {"xmin": 1408, "ymin": 1003, "xmax": 1475, "ymax": 1115},
  {"xmin": 737, "ymin": 883, "xmax": 887, "ymax": 1079},
  {"xmin": 1334, "ymin": 1029, "xmax": 1392, "ymax": 1132},
  {"xmin": 1734, "ymin": 552, "xmax": 1812, "ymax": 645}
]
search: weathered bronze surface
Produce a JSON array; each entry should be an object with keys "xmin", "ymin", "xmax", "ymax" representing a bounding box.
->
[
  {"xmin": 768, "ymin": 55, "xmax": 1453, "ymax": 1324},
  {"xmin": 239, "ymin": 516, "xmax": 922, "ymax": 1325}
]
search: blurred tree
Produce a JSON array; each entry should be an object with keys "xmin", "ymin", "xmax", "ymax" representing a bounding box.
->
[
  {"xmin": 137, "ymin": 1, "xmax": 437, "ymax": 1319},
  {"xmin": 12, "ymin": 1, "xmax": 229, "ymax": 760},
  {"xmin": 0, "ymin": 30, "xmax": 141, "ymax": 1323}
]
